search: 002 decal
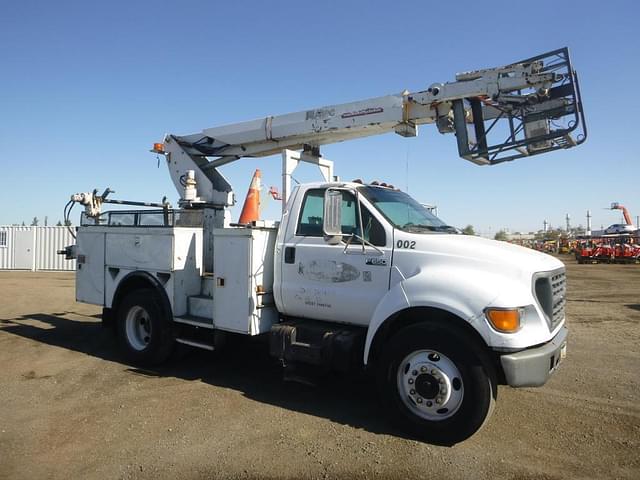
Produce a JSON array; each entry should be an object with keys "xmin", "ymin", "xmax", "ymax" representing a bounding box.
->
[{"xmin": 396, "ymin": 240, "xmax": 416, "ymax": 249}]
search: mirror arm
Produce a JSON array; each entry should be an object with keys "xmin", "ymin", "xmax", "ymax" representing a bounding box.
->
[
  {"xmin": 342, "ymin": 233, "xmax": 384, "ymax": 255},
  {"xmin": 359, "ymin": 236, "xmax": 384, "ymax": 255},
  {"xmin": 342, "ymin": 234, "xmax": 355, "ymax": 253}
]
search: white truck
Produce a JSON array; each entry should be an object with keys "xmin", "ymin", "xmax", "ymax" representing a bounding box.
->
[{"xmin": 62, "ymin": 48, "xmax": 586, "ymax": 444}]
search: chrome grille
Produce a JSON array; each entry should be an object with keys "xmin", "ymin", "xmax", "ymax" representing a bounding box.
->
[
  {"xmin": 534, "ymin": 268, "xmax": 566, "ymax": 330},
  {"xmin": 550, "ymin": 271, "xmax": 566, "ymax": 328}
]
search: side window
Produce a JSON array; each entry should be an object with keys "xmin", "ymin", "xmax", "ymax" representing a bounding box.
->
[
  {"xmin": 296, "ymin": 189, "xmax": 386, "ymax": 246},
  {"xmin": 297, "ymin": 189, "xmax": 325, "ymax": 236}
]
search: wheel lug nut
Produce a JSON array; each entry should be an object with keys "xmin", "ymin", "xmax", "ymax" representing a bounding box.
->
[
  {"xmin": 408, "ymin": 378, "xmax": 414, "ymax": 385},
  {"xmin": 431, "ymin": 369, "xmax": 437, "ymax": 375},
  {"xmin": 439, "ymin": 378, "xmax": 444, "ymax": 384},
  {"xmin": 412, "ymin": 370, "xmax": 418, "ymax": 376},
  {"xmin": 426, "ymin": 401, "xmax": 433, "ymax": 407},
  {"xmin": 417, "ymin": 397, "xmax": 423, "ymax": 404},
  {"xmin": 435, "ymin": 397, "xmax": 443, "ymax": 404},
  {"xmin": 420, "ymin": 366, "xmax": 427, "ymax": 373},
  {"xmin": 410, "ymin": 389, "xmax": 415, "ymax": 395}
]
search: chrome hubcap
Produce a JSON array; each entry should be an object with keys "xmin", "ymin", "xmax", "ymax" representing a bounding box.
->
[{"xmin": 397, "ymin": 349, "xmax": 464, "ymax": 420}]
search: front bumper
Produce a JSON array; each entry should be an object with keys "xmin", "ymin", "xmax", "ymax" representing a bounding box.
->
[{"xmin": 499, "ymin": 326, "xmax": 568, "ymax": 387}]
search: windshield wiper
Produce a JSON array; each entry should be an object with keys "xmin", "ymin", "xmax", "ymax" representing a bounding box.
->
[
  {"xmin": 401, "ymin": 224, "xmax": 459, "ymax": 233},
  {"xmin": 401, "ymin": 224, "xmax": 437, "ymax": 232},
  {"xmin": 432, "ymin": 225, "xmax": 459, "ymax": 233}
]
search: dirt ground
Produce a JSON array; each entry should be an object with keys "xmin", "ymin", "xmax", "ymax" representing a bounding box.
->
[{"xmin": 0, "ymin": 259, "xmax": 639, "ymax": 480}]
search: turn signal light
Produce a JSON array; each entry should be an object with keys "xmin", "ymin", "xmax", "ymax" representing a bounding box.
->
[
  {"xmin": 152, "ymin": 142, "xmax": 165, "ymax": 153},
  {"xmin": 485, "ymin": 308, "xmax": 521, "ymax": 333}
]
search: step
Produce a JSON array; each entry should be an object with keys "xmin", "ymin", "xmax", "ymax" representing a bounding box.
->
[
  {"xmin": 174, "ymin": 315, "xmax": 214, "ymax": 329},
  {"xmin": 175, "ymin": 338, "xmax": 215, "ymax": 351},
  {"xmin": 202, "ymin": 276, "xmax": 214, "ymax": 298},
  {"xmin": 188, "ymin": 295, "xmax": 213, "ymax": 319}
]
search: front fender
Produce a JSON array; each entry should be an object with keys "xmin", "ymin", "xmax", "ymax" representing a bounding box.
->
[
  {"xmin": 363, "ymin": 276, "xmax": 410, "ymax": 364},
  {"xmin": 363, "ymin": 266, "xmax": 514, "ymax": 364}
]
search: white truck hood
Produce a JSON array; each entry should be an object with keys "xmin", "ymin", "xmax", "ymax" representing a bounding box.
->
[
  {"xmin": 394, "ymin": 230, "xmax": 563, "ymax": 279},
  {"xmin": 420, "ymin": 234, "xmax": 562, "ymax": 273},
  {"xmin": 392, "ymin": 232, "xmax": 564, "ymax": 305}
]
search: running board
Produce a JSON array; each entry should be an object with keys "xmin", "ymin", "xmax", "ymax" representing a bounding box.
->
[
  {"xmin": 175, "ymin": 338, "xmax": 215, "ymax": 351},
  {"xmin": 174, "ymin": 315, "xmax": 214, "ymax": 329}
]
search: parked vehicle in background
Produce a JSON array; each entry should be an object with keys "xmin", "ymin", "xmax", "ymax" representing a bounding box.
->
[{"xmin": 604, "ymin": 224, "xmax": 636, "ymax": 235}]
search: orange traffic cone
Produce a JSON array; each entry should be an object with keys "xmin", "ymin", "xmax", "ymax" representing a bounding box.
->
[{"xmin": 238, "ymin": 169, "xmax": 261, "ymax": 224}]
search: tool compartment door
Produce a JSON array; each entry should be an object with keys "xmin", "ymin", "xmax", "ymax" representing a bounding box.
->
[
  {"xmin": 213, "ymin": 229, "xmax": 277, "ymax": 335},
  {"xmin": 76, "ymin": 230, "xmax": 106, "ymax": 305},
  {"xmin": 213, "ymin": 233, "xmax": 252, "ymax": 333}
]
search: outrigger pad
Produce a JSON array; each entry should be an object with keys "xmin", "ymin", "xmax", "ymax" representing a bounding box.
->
[{"xmin": 454, "ymin": 47, "xmax": 587, "ymax": 165}]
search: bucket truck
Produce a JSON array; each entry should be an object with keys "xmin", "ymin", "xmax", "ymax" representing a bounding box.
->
[
  {"xmin": 62, "ymin": 48, "xmax": 585, "ymax": 444},
  {"xmin": 611, "ymin": 203, "xmax": 633, "ymax": 225},
  {"xmin": 604, "ymin": 202, "xmax": 637, "ymax": 234}
]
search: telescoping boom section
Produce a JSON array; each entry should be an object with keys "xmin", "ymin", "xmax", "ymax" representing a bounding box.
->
[{"xmin": 156, "ymin": 47, "xmax": 585, "ymax": 206}]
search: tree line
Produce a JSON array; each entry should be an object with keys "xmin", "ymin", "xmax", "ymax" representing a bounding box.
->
[{"xmin": 10, "ymin": 217, "xmax": 72, "ymax": 227}]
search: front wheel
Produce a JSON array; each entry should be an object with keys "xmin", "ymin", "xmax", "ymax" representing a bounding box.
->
[
  {"xmin": 377, "ymin": 323, "xmax": 496, "ymax": 445},
  {"xmin": 116, "ymin": 288, "xmax": 174, "ymax": 366}
]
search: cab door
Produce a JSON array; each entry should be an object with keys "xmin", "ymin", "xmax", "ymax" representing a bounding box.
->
[{"xmin": 279, "ymin": 187, "xmax": 392, "ymax": 326}]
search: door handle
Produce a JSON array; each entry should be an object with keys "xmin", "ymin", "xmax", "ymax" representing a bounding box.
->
[{"xmin": 284, "ymin": 246, "xmax": 296, "ymax": 264}]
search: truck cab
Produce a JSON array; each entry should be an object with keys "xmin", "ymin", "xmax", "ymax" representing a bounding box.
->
[
  {"xmin": 273, "ymin": 181, "xmax": 568, "ymax": 444},
  {"xmin": 275, "ymin": 181, "xmax": 567, "ymax": 377}
]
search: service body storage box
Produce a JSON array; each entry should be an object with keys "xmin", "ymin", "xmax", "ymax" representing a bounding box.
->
[
  {"xmin": 75, "ymin": 226, "xmax": 203, "ymax": 316},
  {"xmin": 212, "ymin": 227, "xmax": 278, "ymax": 335}
]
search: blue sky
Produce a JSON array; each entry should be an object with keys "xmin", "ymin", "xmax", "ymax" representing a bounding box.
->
[{"xmin": 1, "ymin": 0, "xmax": 638, "ymax": 235}]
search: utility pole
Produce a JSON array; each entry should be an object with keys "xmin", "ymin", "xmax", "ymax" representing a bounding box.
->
[{"xmin": 586, "ymin": 210, "xmax": 592, "ymax": 236}]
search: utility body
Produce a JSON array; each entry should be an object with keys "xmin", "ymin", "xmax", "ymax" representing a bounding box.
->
[{"xmin": 63, "ymin": 48, "xmax": 585, "ymax": 443}]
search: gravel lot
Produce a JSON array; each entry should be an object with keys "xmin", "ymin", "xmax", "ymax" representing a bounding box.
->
[{"xmin": 1, "ymin": 259, "xmax": 639, "ymax": 479}]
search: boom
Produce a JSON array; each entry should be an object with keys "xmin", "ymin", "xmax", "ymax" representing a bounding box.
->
[
  {"xmin": 611, "ymin": 203, "xmax": 633, "ymax": 225},
  {"xmin": 154, "ymin": 47, "xmax": 586, "ymax": 207}
]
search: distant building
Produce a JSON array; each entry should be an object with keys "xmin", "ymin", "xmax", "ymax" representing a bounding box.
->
[{"xmin": 506, "ymin": 232, "xmax": 535, "ymax": 241}]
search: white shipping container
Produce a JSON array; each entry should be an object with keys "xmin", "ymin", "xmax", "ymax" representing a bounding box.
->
[{"xmin": 0, "ymin": 226, "xmax": 76, "ymax": 271}]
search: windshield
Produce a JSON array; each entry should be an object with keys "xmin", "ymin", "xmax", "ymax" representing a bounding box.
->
[{"xmin": 359, "ymin": 186, "xmax": 457, "ymax": 234}]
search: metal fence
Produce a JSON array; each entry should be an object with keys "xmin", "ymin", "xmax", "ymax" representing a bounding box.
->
[{"xmin": 0, "ymin": 226, "xmax": 76, "ymax": 271}]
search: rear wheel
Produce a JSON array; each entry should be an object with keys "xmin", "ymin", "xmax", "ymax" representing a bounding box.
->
[
  {"xmin": 116, "ymin": 288, "xmax": 174, "ymax": 366},
  {"xmin": 377, "ymin": 323, "xmax": 496, "ymax": 445}
]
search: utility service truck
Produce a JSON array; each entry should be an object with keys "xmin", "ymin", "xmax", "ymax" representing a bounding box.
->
[{"xmin": 61, "ymin": 48, "xmax": 586, "ymax": 444}]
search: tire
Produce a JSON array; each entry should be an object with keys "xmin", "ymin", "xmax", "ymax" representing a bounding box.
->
[
  {"xmin": 116, "ymin": 288, "xmax": 174, "ymax": 366},
  {"xmin": 377, "ymin": 322, "xmax": 496, "ymax": 445}
]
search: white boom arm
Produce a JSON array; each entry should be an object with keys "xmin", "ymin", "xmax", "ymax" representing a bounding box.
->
[{"xmin": 156, "ymin": 47, "xmax": 585, "ymax": 206}]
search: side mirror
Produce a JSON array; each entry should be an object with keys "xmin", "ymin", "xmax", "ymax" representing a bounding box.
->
[{"xmin": 323, "ymin": 189, "xmax": 342, "ymax": 240}]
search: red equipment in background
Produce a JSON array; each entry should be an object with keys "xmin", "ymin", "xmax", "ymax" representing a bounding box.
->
[{"xmin": 575, "ymin": 234, "xmax": 640, "ymax": 264}]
